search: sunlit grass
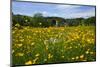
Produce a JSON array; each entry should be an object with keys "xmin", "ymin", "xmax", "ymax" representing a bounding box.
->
[{"xmin": 12, "ymin": 26, "xmax": 96, "ymax": 65}]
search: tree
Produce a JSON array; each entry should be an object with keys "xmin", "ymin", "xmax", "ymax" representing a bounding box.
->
[
  {"xmin": 32, "ymin": 13, "xmax": 49, "ymax": 27},
  {"xmin": 84, "ymin": 17, "xmax": 96, "ymax": 26}
]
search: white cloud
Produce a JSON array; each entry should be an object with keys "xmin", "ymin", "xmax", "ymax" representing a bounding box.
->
[
  {"xmin": 56, "ymin": 5, "xmax": 72, "ymax": 9},
  {"xmin": 64, "ymin": 9, "xmax": 95, "ymax": 18},
  {"xmin": 32, "ymin": 11, "xmax": 59, "ymax": 17},
  {"xmin": 41, "ymin": 11, "xmax": 58, "ymax": 17},
  {"xmin": 55, "ymin": 5, "xmax": 95, "ymax": 18},
  {"xmin": 56, "ymin": 5, "xmax": 80, "ymax": 10}
]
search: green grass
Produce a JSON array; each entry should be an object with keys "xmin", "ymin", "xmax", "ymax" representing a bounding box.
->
[{"xmin": 12, "ymin": 26, "xmax": 96, "ymax": 65}]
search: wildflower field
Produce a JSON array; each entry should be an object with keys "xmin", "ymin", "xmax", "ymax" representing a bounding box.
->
[{"xmin": 12, "ymin": 26, "xmax": 96, "ymax": 65}]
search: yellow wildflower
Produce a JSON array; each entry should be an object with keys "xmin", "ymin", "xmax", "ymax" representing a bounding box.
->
[
  {"xmin": 85, "ymin": 51, "xmax": 89, "ymax": 54},
  {"xmin": 61, "ymin": 28, "xmax": 64, "ymax": 31},
  {"xmin": 87, "ymin": 39, "xmax": 91, "ymax": 43},
  {"xmin": 47, "ymin": 29, "xmax": 50, "ymax": 32},
  {"xmin": 46, "ymin": 45, "xmax": 48, "ymax": 50},
  {"xmin": 31, "ymin": 42, "xmax": 35, "ymax": 46},
  {"xmin": 25, "ymin": 60, "xmax": 32, "ymax": 65},
  {"xmin": 72, "ymin": 57, "xmax": 75, "ymax": 60},
  {"xmin": 80, "ymin": 55, "xmax": 84, "ymax": 59},
  {"xmin": 12, "ymin": 50, "xmax": 14, "ymax": 53},
  {"xmin": 20, "ymin": 39, "xmax": 24, "ymax": 42},
  {"xmin": 44, "ymin": 59, "xmax": 47, "ymax": 62},
  {"xmin": 33, "ymin": 57, "xmax": 38, "ymax": 64},
  {"xmin": 12, "ymin": 31, "xmax": 15, "ymax": 34},
  {"xmin": 64, "ymin": 46, "xmax": 66, "ymax": 49},
  {"xmin": 75, "ymin": 46, "xmax": 78, "ymax": 48},
  {"xmin": 15, "ymin": 53, "xmax": 24, "ymax": 56},
  {"xmin": 35, "ymin": 53, "xmax": 40, "ymax": 57},
  {"xmin": 76, "ymin": 56, "xmax": 79, "ymax": 60},
  {"xmin": 48, "ymin": 53, "xmax": 53, "ymax": 59},
  {"xmin": 69, "ymin": 46, "xmax": 72, "ymax": 49},
  {"xmin": 17, "ymin": 44, "xmax": 23, "ymax": 47},
  {"xmin": 71, "ymin": 39, "xmax": 74, "ymax": 41},
  {"xmin": 90, "ymin": 52, "xmax": 94, "ymax": 54},
  {"xmin": 61, "ymin": 55, "xmax": 65, "ymax": 58}
]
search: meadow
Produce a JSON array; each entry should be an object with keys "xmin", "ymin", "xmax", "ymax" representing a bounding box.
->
[{"xmin": 12, "ymin": 26, "xmax": 96, "ymax": 65}]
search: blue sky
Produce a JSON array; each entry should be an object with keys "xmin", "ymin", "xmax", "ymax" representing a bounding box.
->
[{"xmin": 12, "ymin": 1, "xmax": 95, "ymax": 19}]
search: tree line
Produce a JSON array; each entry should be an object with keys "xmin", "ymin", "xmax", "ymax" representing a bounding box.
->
[{"xmin": 12, "ymin": 13, "xmax": 96, "ymax": 27}]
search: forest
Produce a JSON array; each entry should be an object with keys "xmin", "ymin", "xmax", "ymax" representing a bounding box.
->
[{"xmin": 12, "ymin": 13, "xmax": 96, "ymax": 27}]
